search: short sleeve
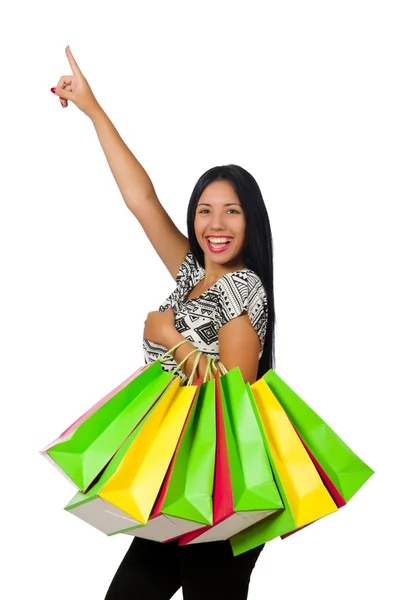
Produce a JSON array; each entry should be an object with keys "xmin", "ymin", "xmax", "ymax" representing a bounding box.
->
[
  {"xmin": 175, "ymin": 250, "xmax": 204, "ymax": 287},
  {"xmin": 215, "ymin": 270, "xmax": 268, "ymax": 358},
  {"xmin": 157, "ymin": 249, "xmax": 205, "ymax": 311}
]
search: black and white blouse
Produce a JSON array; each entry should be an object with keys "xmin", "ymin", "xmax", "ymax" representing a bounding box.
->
[{"xmin": 142, "ymin": 250, "xmax": 268, "ymax": 378}]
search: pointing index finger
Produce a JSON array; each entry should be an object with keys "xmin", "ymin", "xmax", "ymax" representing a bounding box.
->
[{"xmin": 65, "ymin": 45, "xmax": 82, "ymax": 75}]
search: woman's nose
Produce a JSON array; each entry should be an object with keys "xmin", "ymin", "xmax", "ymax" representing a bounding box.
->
[{"xmin": 208, "ymin": 213, "xmax": 226, "ymax": 229}]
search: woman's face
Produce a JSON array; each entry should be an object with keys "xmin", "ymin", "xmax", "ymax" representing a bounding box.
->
[{"xmin": 194, "ymin": 180, "xmax": 246, "ymax": 269}]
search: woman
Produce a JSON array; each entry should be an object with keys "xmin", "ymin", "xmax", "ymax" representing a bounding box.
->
[{"xmin": 51, "ymin": 46, "xmax": 276, "ymax": 600}]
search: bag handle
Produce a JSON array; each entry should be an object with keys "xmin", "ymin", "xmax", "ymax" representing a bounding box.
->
[
  {"xmin": 157, "ymin": 339, "xmax": 191, "ymax": 365},
  {"xmin": 184, "ymin": 355, "xmax": 228, "ymax": 382},
  {"xmin": 186, "ymin": 353, "xmax": 214, "ymax": 386},
  {"xmin": 207, "ymin": 357, "xmax": 228, "ymax": 377},
  {"xmin": 156, "ymin": 339, "xmax": 228, "ymax": 384},
  {"xmin": 203, "ymin": 355, "xmax": 214, "ymax": 382},
  {"xmin": 185, "ymin": 350, "xmax": 202, "ymax": 386},
  {"xmin": 156, "ymin": 339, "xmax": 206, "ymax": 384}
]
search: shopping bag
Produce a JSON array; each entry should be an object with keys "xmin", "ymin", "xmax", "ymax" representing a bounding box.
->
[
  {"xmin": 120, "ymin": 369, "xmax": 216, "ymax": 542},
  {"xmin": 65, "ymin": 371, "xmax": 199, "ymax": 533},
  {"xmin": 279, "ymin": 435, "xmax": 346, "ymax": 540},
  {"xmin": 64, "ymin": 402, "xmax": 153, "ymax": 534},
  {"xmin": 293, "ymin": 433, "xmax": 346, "ymax": 508},
  {"xmin": 230, "ymin": 378, "xmax": 338, "ymax": 556},
  {"xmin": 179, "ymin": 366, "xmax": 283, "ymax": 545},
  {"xmin": 41, "ymin": 339, "xmax": 194, "ymax": 492},
  {"xmin": 98, "ymin": 373, "xmax": 197, "ymax": 525},
  {"xmin": 263, "ymin": 369, "xmax": 374, "ymax": 503},
  {"xmin": 41, "ymin": 361, "xmax": 175, "ymax": 491}
]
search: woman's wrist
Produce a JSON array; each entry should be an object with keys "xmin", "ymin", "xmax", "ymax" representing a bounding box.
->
[
  {"xmin": 162, "ymin": 326, "xmax": 184, "ymax": 351},
  {"xmin": 89, "ymin": 101, "xmax": 105, "ymax": 123},
  {"xmin": 162, "ymin": 327, "xmax": 209, "ymax": 381}
]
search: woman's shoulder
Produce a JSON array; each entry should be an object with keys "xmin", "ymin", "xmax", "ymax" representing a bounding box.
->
[
  {"xmin": 215, "ymin": 266, "xmax": 267, "ymax": 321},
  {"xmin": 175, "ymin": 249, "xmax": 204, "ymax": 289},
  {"xmin": 216, "ymin": 266, "xmax": 267, "ymax": 303},
  {"xmin": 214, "ymin": 266, "xmax": 268, "ymax": 356}
]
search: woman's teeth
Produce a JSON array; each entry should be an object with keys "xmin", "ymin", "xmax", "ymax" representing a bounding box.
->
[
  {"xmin": 206, "ymin": 237, "xmax": 232, "ymax": 251},
  {"xmin": 208, "ymin": 238, "xmax": 232, "ymax": 245}
]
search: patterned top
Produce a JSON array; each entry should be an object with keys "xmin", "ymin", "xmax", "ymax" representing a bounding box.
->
[{"xmin": 142, "ymin": 250, "xmax": 268, "ymax": 378}]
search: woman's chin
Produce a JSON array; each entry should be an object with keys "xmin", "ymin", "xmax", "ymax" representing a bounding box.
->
[{"xmin": 203, "ymin": 249, "xmax": 244, "ymax": 268}]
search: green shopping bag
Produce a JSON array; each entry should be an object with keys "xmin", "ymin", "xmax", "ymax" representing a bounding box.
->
[
  {"xmin": 221, "ymin": 369, "xmax": 283, "ymax": 515},
  {"xmin": 64, "ymin": 405, "xmax": 152, "ymax": 534},
  {"xmin": 230, "ymin": 379, "xmax": 337, "ymax": 556},
  {"xmin": 263, "ymin": 369, "xmax": 374, "ymax": 502},
  {"xmin": 160, "ymin": 376, "xmax": 216, "ymax": 525},
  {"xmin": 179, "ymin": 367, "xmax": 283, "ymax": 545},
  {"xmin": 121, "ymin": 373, "xmax": 217, "ymax": 542},
  {"xmin": 41, "ymin": 340, "xmax": 192, "ymax": 491},
  {"xmin": 64, "ymin": 348, "xmax": 206, "ymax": 534}
]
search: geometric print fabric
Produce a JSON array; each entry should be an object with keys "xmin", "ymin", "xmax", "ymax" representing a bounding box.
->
[{"xmin": 142, "ymin": 250, "xmax": 268, "ymax": 378}]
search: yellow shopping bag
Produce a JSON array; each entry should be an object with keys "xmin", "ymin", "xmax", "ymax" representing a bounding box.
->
[
  {"xmin": 231, "ymin": 378, "xmax": 338, "ymax": 554},
  {"xmin": 64, "ymin": 344, "xmax": 205, "ymax": 536},
  {"xmin": 99, "ymin": 376, "xmax": 198, "ymax": 525}
]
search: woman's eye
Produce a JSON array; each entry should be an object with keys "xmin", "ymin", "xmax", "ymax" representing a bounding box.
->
[{"xmin": 198, "ymin": 209, "xmax": 240, "ymax": 214}]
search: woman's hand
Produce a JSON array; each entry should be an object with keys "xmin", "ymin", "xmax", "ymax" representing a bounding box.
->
[
  {"xmin": 50, "ymin": 46, "xmax": 100, "ymax": 118},
  {"xmin": 143, "ymin": 308, "xmax": 176, "ymax": 348}
]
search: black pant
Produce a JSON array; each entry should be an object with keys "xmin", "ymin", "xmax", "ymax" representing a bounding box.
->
[{"xmin": 104, "ymin": 537, "xmax": 265, "ymax": 600}]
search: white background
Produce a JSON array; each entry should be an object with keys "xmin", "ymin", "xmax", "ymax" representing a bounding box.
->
[{"xmin": 1, "ymin": 1, "xmax": 395, "ymax": 598}]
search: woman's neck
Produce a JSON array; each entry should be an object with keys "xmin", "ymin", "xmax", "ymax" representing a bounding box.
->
[{"xmin": 202, "ymin": 257, "xmax": 246, "ymax": 284}]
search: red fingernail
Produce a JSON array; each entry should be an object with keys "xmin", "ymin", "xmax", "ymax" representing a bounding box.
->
[{"xmin": 50, "ymin": 87, "xmax": 56, "ymax": 94}]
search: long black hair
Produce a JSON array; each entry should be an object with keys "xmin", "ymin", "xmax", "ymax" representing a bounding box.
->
[{"xmin": 186, "ymin": 164, "xmax": 276, "ymax": 380}]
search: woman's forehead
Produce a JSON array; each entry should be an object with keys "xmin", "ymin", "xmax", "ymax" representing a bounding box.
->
[{"xmin": 198, "ymin": 180, "xmax": 240, "ymax": 204}]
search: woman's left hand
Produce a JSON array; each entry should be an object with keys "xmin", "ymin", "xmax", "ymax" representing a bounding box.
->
[{"xmin": 143, "ymin": 307, "xmax": 176, "ymax": 347}]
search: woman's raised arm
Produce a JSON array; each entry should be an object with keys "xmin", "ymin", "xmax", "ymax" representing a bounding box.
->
[
  {"xmin": 89, "ymin": 106, "xmax": 189, "ymax": 278},
  {"xmin": 52, "ymin": 46, "xmax": 189, "ymax": 279}
]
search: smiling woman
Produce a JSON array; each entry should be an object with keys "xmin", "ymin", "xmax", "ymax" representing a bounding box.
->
[
  {"xmin": 142, "ymin": 247, "xmax": 268, "ymax": 385},
  {"xmin": 185, "ymin": 165, "xmax": 275, "ymax": 381},
  {"xmin": 142, "ymin": 168, "xmax": 274, "ymax": 388},
  {"xmin": 51, "ymin": 46, "xmax": 275, "ymax": 600}
]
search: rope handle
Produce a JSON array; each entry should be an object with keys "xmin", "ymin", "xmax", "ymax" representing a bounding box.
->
[
  {"xmin": 207, "ymin": 358, "xmax": 228, "ymax": 377},
  {"xmin": 215, "ymin": 360, "xmax": 228, "ymax": 375},
  {"xmin": 204, "ymin": 355, "xmax": 214, "ymax": 381},
  {"xmin": 156, "ymin": 338, "xmax": 229, "ymax": 384},
  {"xmin": 157, "ymin": 339, "xmax": 205, "ymax": 384},
  {"xmin": 156, "ymin": 339, "xmax": 184, "ymax": 361},
  {"xmin": 186, "ymin": 353, "xmax": 214, "ymax": 386},
  {"xmin": 185, "ymin": 350, "xmax": 202, "ymax": 386}
]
